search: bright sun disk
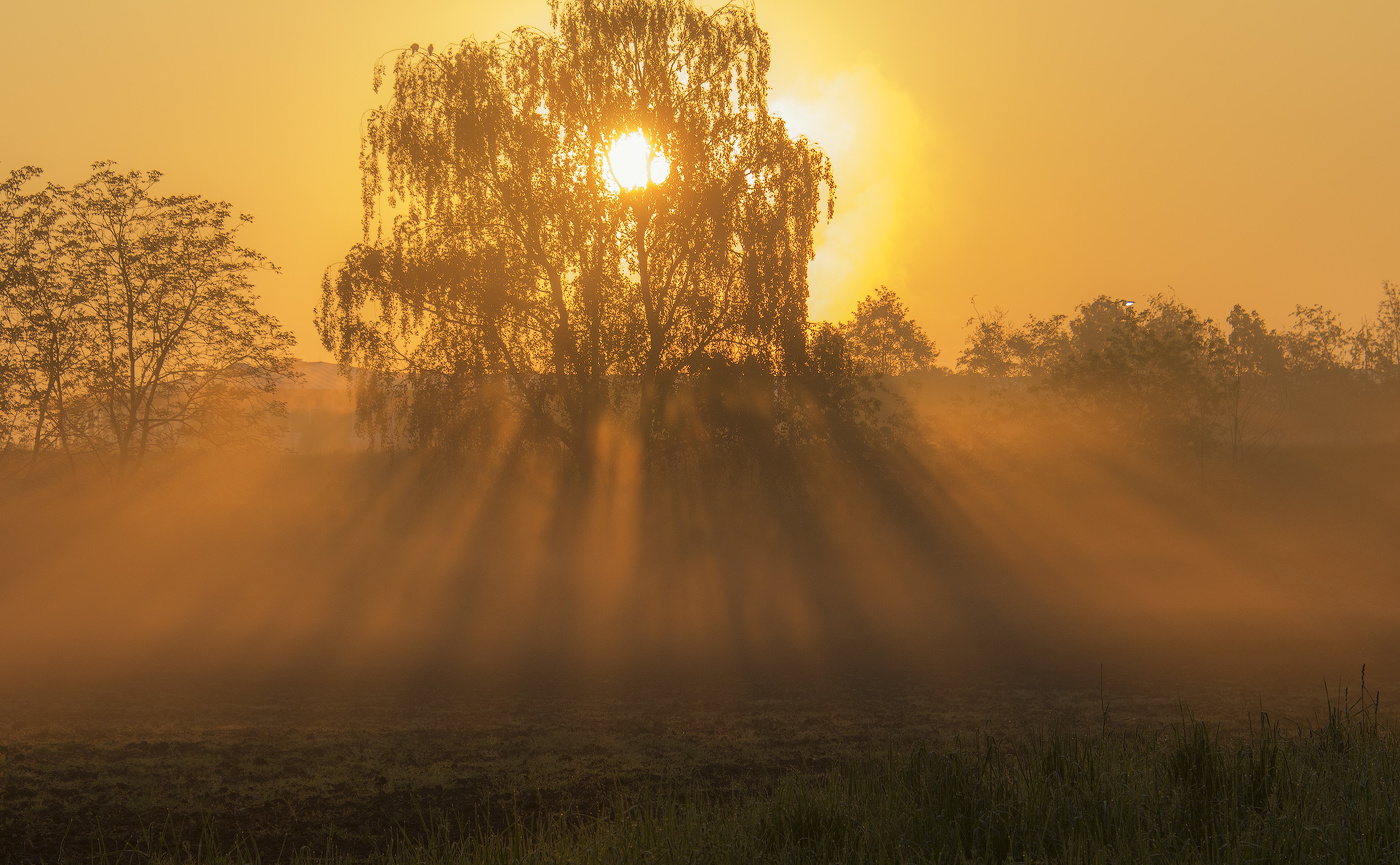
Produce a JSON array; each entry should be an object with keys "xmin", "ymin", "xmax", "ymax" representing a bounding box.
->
[{"xmin": 608, "ymin": 131, "xmax": 669, "ymax": 190}]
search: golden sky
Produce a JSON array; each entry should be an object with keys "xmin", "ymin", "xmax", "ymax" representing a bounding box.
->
[{"xmin": 4, "ymin": 1, "xmax": 1397, "ymax": 362}]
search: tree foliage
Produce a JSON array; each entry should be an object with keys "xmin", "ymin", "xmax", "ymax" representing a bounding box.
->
[
  {"xmin": 1284, "ymin": 304, "xmax": 1351, "ymax": 374},
  {"xmin": 317, "ymin": 0, "xmax": 835, "ymax": 464},
  {"xmin": 840, "ymin": 286, "xmax": 937, "ymax": 375},
  {"xmin": 0, "ymin": 167, "xmax": 86, "ymax": 456},
  {"xmin": 0, "ymin": 163, "xmax": 297, "ymax": 474},
  {"xmin": 958, "ymin": 303, "xmax": 1065, "ymax": 380},
  {"xmin": 1047, "ymin": 295, "xmax": 1226, "ymax": 459},
  {"xmin": 954, "ymin": 283, "xmax": 1400, "ymax": 463},
  {"xmin": 1376, "ymin": 282, "xmax": 1400, "ymax": 379}
]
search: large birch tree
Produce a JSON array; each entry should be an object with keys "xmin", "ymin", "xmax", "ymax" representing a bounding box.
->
[{"xmin": 316, "ymin": 0, "xmax": 834, "ymax": 464}]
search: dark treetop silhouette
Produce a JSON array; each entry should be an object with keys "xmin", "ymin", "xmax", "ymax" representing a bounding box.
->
[{"xmin": 316, "ymin": 0, "xmax": 836, "ymax": 466}]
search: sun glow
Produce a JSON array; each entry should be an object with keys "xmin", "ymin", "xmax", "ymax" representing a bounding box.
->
[
  {"xmin": 608, "ymin": 131, "xmax": 670, "ymax": 191},
  {"xmin": 770, "ymin": 66, "xmax": 935, "ymax": 325}
]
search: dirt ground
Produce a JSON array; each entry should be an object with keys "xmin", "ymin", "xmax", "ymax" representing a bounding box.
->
[{"xmin": 0, "ymin": 675, "xmax": 1385, "ymax": 863}]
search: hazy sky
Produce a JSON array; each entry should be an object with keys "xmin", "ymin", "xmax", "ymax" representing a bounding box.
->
[{"xmin": 4, "ymin": 1, "xmax": 1397, "ymax": 362}]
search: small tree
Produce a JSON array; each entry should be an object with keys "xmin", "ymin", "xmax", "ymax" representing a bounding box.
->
[
  {"xmin": 956, "ymin": 303, "xmax": 1069, "ymax": 381},
  {"xmin": 1221, "ymin": 305, "xmax": 1285, "ymax": 464},
  {"xmin": 794, "ymin": 320, "xmax": 908, "ymax": 456},
  {"xmin": 840, "ymin": 286, "xmax": 937, "ymax": 375},
  {"xmin": 69, "ymin": 165, "xmax": 297, "ymax": 472},
  {"xmin": 0, "ymin": 164, "xmax": 297, "ymax": 475},
  {"xmin": 1, "ymin": 167, "xmax": 92, "ymax": 465},
  {"xmin": 1050, "ymin": 294, "xmax": 1227, "ymax": 461},
  {"xmin": 957, "ymin": 302, "xmax": 1015, "ymax": 377},
  {"xmin": 1007, "ymin": 314, "xmax": 1070, "ymax": 379},
  {"xmin": 1373, "ymin": 281, "xmax": 1400, "ymax": 382},
  {"xmin": 1284, "ymin": 304, "xmax": 1351, "ymax": 374}
]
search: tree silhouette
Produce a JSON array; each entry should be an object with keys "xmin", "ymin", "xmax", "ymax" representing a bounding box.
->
[
  {"xmin": 71, "ymin": 166, "xmax": 297, "ymax": 473},
  {"xmin": 1284, "ymin": 304, "xmax": 1351, "ymax": 374},
  {"xmin": 317, "ymin": 0, "xmax": 834, "ymax": 465},
  {"xmin": 953, "ymin": 283, "xmax": 1400, "ymax": 464},
  {"xmin": 957, "ymin": 303, "xmax": 1013, "ymax": 377},
  {"xmin": 0, "ymin": 167, "xmax": 89, "ymax": 464},
  {"xmin": 957, "ymin": 303, "xmax": 1068, "ymax": 382},
  {"xmin": 1370, "ymin": 282, "xmax": 1400, "ymax": 382},
  {"xmin": 841, "ymin": 286, "xmax": 937, "ymax": 375},
  {"xmin": 1057, "ymin": 295, "xmax": 1226, "ymax": 460},
  {"xmin": 1221, "ymin": 305, "xmax": 1285, "ymax": 464},
  {"xmin": 0, "ymin": 164, "xmax": 297, "ymax": 474}
]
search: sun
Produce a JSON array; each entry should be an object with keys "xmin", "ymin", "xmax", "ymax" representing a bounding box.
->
[{"xmin": 608, "ymin": 131, "xmax": 670, "ymax": 191}]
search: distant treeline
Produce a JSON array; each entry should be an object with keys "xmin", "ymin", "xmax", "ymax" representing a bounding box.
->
[
  {"xmin": 5, "ymin": 161, "xmax": 1394, "ymax": 478},
  {"xmin": 955, "ymin": 286, "xmax": 1400, "ymax": 462}
]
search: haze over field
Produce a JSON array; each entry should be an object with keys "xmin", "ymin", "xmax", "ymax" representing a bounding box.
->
[
  {"xmin": 1, "ymin": 414, "xmax": 1397, "ymax": 694},
  {"xmin": 3, "ymin": 1, "xmax": 1397, "ymax": 360}
]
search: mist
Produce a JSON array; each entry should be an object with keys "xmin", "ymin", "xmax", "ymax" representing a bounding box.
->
[{"xmin": 3, "ymin": 384, "xmax": 1394, "ymax": 700}]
